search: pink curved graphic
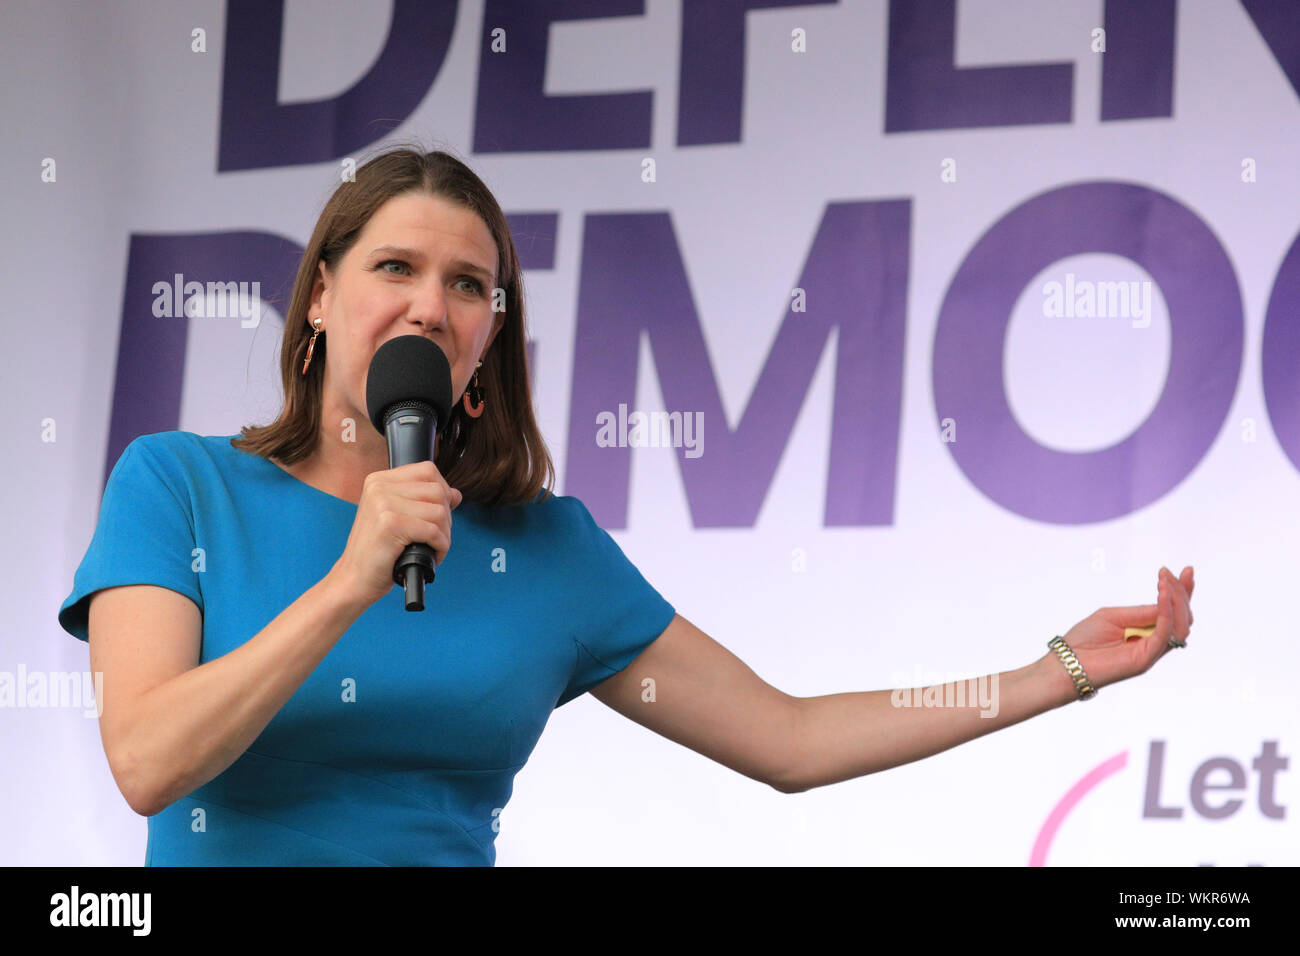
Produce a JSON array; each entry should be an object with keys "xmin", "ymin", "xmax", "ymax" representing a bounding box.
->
[{"xmin": 1029, "ymin": 750, "xmax": 1128, "ymax": 866}]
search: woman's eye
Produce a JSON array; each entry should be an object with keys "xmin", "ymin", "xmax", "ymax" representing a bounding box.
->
[
  {"xmin": 457, "ymin": 277, "xmax": 484, "ymax": 295},
  {"xmin": 378, "ymin": 259, "xmax": 409, "ymax": 275}
]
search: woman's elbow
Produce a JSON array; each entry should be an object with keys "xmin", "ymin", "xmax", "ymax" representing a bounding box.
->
[{"xmin": 102, "ymin": 735, "xmax": 165, "ymax": 817}]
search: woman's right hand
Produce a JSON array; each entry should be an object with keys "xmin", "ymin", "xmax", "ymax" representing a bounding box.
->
[{"xmin": 328, "ymin": 460, "xmax": 463, "ymax": 609}]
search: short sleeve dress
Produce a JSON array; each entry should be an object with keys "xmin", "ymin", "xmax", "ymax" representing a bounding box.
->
[{"xmin": 57, "ymin": 431, "xmax": 675, "ymax": 865}]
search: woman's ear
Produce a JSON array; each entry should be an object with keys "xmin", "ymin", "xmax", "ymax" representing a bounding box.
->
[
  {"xmin": 310, "ymin": 260, "xmax": 332, "ymax": 319},
  {"xmin": 487, "ymin": 309, "xmax": 504, "ymax": 350}
]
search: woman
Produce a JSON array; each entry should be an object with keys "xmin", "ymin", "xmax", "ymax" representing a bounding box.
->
[{"xmin": 58, "ymin": 146, "xmax": 1196, "ymax": 865}]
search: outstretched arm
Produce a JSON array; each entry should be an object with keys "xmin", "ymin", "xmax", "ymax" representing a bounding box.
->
[
  {"xmin": 788, "ymin": 656, "xmax": 1073, "ymax": 791},
  {"xmin": 589, "ymin": 613, "xmax": 805, "ymax": 792},
  {"xmin": 590, "ymin": 567, "xmax": 1194, "ymax": 794}
]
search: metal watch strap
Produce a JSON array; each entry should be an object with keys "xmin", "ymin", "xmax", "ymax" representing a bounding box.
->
[{"xmin": 1047, "ymin": 635, "xmax": 1097, "ymax": 700}]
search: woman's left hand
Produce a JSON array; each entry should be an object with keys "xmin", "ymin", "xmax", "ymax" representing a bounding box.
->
[{"xmin": 1055, "ymin": 565, "xmax": 1195, "ymax": 692}]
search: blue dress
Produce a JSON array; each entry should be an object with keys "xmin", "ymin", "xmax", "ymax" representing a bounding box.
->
[{"xmin": 57, "ymin": 431, "xmax": 675, "ymax": 865}]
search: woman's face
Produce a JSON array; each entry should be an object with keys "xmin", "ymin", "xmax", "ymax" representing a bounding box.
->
[{"xmin": 310, "ymin": 191, "xmax": 503, "ymax": 431}]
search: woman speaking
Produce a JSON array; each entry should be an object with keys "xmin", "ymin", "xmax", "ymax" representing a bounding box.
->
[{"xmin": 57, "ymin": 146, "xmax": 1197, "ymax": 866}]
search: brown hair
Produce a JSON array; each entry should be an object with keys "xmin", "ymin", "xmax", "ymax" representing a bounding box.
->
[{"xmin": 232, "ymin": 140, "xmax": 555, "ymax": 507}]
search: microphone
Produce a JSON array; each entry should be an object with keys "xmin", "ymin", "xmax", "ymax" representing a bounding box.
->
[{"xmin": 365, "ymin": 335, "xmax": 454, "ymax": 612}]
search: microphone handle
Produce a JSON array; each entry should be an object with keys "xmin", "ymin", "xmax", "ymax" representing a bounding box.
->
[
  {"xmin": 383, "ymin": 402, "xmax": 439, "ymax": 612},
  {"xmin": 396, "ymin": 545, "xmax": 435, "ymax": 612}
]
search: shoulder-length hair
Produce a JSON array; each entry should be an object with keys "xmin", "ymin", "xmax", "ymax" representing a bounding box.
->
[{"xmin": 233, "ymin": 141, "xmax": 555, "ymax": 507}]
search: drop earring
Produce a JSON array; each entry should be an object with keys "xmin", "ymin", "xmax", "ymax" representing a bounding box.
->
[
  {"xmin": 463, "ymin": 361, "xmax": 485, "ymax": 418},
  {"xmin": 301, "ymin": 317, "xmax": 323, "ymax": 375}
]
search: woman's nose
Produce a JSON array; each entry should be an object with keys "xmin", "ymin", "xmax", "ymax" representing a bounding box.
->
[
  {"xmin": 407, "ymin": 290, "xmax": 449, "ymax": 331},
  {"xmin": 408, "ymin": 310, "xmax": 447, "ymax": 332}
]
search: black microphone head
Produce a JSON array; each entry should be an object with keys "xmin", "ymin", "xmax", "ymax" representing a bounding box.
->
[{"xmin": 365, "ymin": 335, "xmax": 454, "ymax": 435}]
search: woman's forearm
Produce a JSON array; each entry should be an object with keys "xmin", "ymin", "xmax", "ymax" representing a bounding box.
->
[
  {"xmin": 119, "ymin": 568, "xmax": 371, "ymax": 816},
  {"xmin": 787, "ymin": 653, "xmax": 1080, "ymax": 792}
]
